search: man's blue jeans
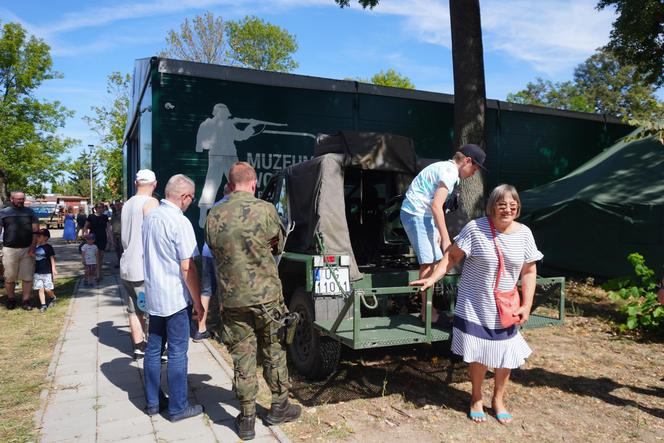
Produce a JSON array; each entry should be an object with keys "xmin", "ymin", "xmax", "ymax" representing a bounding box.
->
[{"xmin": 145, "ymin": 306, "xmax": 191, "ymax": 416}]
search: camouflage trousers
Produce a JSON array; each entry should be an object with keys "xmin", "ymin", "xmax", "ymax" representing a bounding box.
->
[{"xmin": 222, "ymin": 299, "xmax": 290, "ymax": 416}]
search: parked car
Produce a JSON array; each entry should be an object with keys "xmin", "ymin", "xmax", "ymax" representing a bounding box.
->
[{"xmin": 32, "ymin": 205, "xmax": 64, "ymax": 229}]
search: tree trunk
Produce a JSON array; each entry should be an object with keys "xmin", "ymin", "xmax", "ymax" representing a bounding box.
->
[
  {"xmin": 447, "ymin": 0, "xmax": 488, "ymax": 235},
  {"xmin": 0, "ymin": 168, "xmax": 7, "ymax": 206}
]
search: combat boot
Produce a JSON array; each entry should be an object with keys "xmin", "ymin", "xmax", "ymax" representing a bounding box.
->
[
  {"xmin": 235, "ymin": 413, "xmax": 256, "ymax": 440},
  {"xmin": 264, "ymin": 398, "xmax": 302, "ymax": 425}
]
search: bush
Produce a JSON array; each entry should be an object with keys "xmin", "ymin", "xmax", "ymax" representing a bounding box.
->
[{"xmin": 604, "ymin": 253, "xmax": 664, "ymax": 332}]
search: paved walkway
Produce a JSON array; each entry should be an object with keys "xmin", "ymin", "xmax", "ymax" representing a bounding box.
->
[{"xmin": 35, "ymin": 234, "xmax": 289, "ymax": 443}]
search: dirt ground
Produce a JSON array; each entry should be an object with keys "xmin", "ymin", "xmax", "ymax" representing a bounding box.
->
[{"xmin": 212, "ymin": 280, "xmax": 664, "ymax": 442}]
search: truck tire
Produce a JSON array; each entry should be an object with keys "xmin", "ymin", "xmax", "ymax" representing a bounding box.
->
[{"xmin": 288, "ymin": 288, "xmax": 341, "ymax": 380}]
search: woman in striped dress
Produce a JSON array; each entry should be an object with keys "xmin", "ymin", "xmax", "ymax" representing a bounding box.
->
[{"xmin": 411, "ymin": 184, "xmax": 542, "ymax": 424}]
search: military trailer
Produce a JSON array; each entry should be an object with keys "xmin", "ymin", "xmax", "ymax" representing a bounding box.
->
[{"xmin": 261, "ymin": 132, "xmax": 565, "ymax": 379}]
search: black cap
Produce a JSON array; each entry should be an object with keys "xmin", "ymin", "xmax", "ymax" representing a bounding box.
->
[{"xmin": 459, "ymin": 144, "xmax": 488, "ymax": 171}]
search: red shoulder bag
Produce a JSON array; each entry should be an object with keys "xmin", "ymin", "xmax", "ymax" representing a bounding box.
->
[{"xmin": 488, "ymin": 219, "xmax": 521, "ymax": 328}]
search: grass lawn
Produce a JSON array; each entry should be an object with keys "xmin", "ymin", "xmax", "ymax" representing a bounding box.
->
[{"xmin": 0, "ymin": 277, "xmax": 77, "ymax": 443}]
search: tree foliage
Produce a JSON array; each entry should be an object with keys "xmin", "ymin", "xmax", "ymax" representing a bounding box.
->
[
  {"xmin": 597, "ymin": 0, "xmax": 664, "ymax": 86},
  {"xmin": 161, "ymin": 11, "xmax": 225, "ymax": 64},
  {"xmin": 335, "ymin": 0, "xmax": 379, "ymax": 7},
  {"xmin": 351, "ymin": 69, "xmax": 415, "ymax": 89},
  {"xmin": 161, "ymin": 12, "xmax": 298, "ymax": 72},
  {"xmin": 226, "ymin": 16, "xmax": 298, "ymax": 72},
  {"xmin": 507, "ymin": 79, "xmax": 592, "ymax": 112},
  {"xmin": 369, "ymin": 69, "xmax": 415, "ymax": 89},
  {"xmin": 50, "ymin": 150, "xmax": 104, "ymax": 199},
  {"xmin": 0, "ymin": 22, "xmax": 76, "ymax": 202},
  {"xmin": 83, "ymin": 72, "xmax": 130, "ymax": 202},
  {"xmin": 507, "ymin": 50, "xmax": 664, "ymax": 122}
]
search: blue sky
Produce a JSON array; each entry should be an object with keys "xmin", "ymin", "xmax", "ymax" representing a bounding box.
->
[{"xmin": 2, "ymin": 0, "xmax": 621, "ymax": 160}]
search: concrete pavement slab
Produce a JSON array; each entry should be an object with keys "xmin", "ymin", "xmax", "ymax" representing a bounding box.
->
[
  {"xmin": 36, "ymin": 241, "xmax": 289, "ymax": 443},
  {"xmin": 96, "ymin": 415, "xmax": 155, "ymax": 442}
]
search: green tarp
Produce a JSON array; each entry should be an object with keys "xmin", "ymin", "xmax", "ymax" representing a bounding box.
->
[{"xmin": 520, "ymin": 128, "xmax": 664, "ymax": 277}]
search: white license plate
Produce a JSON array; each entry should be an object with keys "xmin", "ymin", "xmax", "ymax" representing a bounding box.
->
[{"xmin": 314, "ymin": 267, "xmax": 350, "ymax": 295}]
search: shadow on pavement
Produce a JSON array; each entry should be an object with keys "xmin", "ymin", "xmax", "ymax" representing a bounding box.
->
[
  {"xmin": 100, "ymin": 357, "xmax": 146, "ymax": 412},
  {"xmin": 189, "ymin": 373, "xmax": 237, "ymax": 427},
  {"xmin": 92, "ymin": 320, "xmax": 133, "ymax": 358}
]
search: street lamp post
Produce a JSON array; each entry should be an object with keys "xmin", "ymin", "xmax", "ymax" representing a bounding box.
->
[{"xmin": 88, "ymin": 144, "xmax": 94, "ymax": 210}]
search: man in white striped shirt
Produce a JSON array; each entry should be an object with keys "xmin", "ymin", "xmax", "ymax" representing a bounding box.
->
[{"xmin": 142, "ymin": 174, "xmax": 205, "ymax": 422}]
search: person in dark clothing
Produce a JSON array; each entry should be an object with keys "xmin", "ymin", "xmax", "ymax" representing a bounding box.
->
[
  {"xmin": 76, "ymin": 209, "xmax": 87, "ymax": 240},
  {"xmin": 84, "ymin": 204, "xmax": 109, "ymax": 282},
  {"xmin": 0, "ymin": 191, "xmax": 39, "ymax": 310}
]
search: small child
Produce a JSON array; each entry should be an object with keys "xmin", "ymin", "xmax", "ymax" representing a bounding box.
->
[
  {"xmin": 34, "ymin": 228, "xmax": 57, "ymax": 313},
  {"xmin": 81, "ymin": 233, "xmax": 98, "ymax": 286}
]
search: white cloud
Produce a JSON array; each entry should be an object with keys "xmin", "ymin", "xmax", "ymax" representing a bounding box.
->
[
  {"xmin": 481, "ymin": 0, "xmax": 614, "ymax": 74},
  {"xmin": 37, "ymin": 0, "xmax": 329, "ymax": 36},
  {"xmin": 336, "ymin": 0, "xmax": 615, "ymax": 75},
  {"xmin": 50, "ymin": 34, "xmax": 162, "ymax": 57}
]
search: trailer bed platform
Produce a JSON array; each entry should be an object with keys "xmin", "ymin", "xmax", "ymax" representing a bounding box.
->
[{"xmin": 315, "ymin": 314, "xmax": 452, "ymax": 349}]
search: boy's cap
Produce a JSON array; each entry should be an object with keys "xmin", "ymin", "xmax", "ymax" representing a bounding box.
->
[
  {"xmin": 459, "ymin": 144, "xmax": 488, "ymax": 171},
  {"xmin": 38, "ymin": 228, "xmax": 50, "ymax": 238},
  {"xmin": 86, "ymin": 233, "xmax": 96, "ymax": 240},
  {"xmin": 135, "ymin": 169, "xmax": 156, "ymax": 183}
]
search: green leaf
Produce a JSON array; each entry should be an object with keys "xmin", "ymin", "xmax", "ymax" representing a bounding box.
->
[{"xmin": 626, "ymin": 317, "xmax": 638, "ymax": 329}]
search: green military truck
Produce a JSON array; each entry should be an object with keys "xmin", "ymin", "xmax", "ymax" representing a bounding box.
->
[{"xmin": 261, "ymin": 132, "xmax": 565, "ymax": 379}]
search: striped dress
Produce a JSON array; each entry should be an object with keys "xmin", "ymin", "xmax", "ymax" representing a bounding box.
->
[{"xmin": 451, "ymin": 217, "xmax": 543, "ymax": 369}]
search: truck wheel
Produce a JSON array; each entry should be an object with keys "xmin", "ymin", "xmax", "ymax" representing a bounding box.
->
[{"xmin": 288, "ymin": 288, "xmax": 341, "ymax": 380}]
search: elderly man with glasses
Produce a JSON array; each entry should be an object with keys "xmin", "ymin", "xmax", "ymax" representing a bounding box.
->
[{"xmin": 141, "ymin": 174, "xmax": 205, "ymax": 422}]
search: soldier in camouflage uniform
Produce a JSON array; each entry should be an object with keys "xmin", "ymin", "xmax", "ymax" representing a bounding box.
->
[{"xmin": 204, "ymin": 162, "xmax": 301, "ymax": 440}]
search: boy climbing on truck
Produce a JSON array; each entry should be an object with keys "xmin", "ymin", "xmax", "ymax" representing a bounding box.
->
[{"xmin": 400, "ymin": 144, "xmax": 487, "ymax": 325}]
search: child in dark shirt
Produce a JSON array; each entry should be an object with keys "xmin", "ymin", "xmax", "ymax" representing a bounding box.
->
[{"xmin": 34, "ymin": 228, "xmax": 57, "ymax": 313}]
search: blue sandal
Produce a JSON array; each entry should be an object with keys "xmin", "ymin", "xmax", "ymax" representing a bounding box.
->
[
  {"xmin": 495, "ymin": 412, "xmax": 513, "ymax": 424},
  {"xmin": 469, "ymin": 411, "xmax": 486, "ymax": 422}
]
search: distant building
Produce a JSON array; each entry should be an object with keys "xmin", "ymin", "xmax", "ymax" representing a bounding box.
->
[{"xmin": 29, "ymin": 195, "xmax": 89, "ymax": 213}]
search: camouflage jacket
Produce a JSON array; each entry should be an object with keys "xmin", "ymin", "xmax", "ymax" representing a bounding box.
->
[{"xmin": 204, "ymin": 191, "xmax": 285, "ymax": 308}]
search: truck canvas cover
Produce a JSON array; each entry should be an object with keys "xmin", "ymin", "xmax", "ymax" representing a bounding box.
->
[
  {"xmin": 314, "ymin": 132, "xmax": 418, "ymax": 175},
  {"xmin": 284, "ymin": 132, "xmax": 418, "ymax": 281}
]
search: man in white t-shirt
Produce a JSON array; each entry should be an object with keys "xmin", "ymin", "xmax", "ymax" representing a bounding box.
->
[
  {"xmin": 120, "ymin": 169, "xmax": 159, "ymax": 359},
  {"xmin": 400, "ymin": 144, "xmax": 487, "ymax": 324}
]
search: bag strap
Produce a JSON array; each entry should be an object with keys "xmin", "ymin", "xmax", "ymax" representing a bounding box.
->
[{"xmin": 488, "ymin": 218, "xmax": 505, "ymax": 293}]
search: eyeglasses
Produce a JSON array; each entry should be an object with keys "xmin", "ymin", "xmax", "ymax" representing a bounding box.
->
[
  {"xmin": 183, "ymin": 193, "xmax": 196, "ymax": 203},
  {"xmin": 496, "ymin": 202, "xmax": 518, "ymax": 212}
]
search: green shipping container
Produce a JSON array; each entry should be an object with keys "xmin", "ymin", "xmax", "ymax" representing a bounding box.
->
[{"xmin": 123, "ymin": 57, "xmax": 633, "ymax": 237}]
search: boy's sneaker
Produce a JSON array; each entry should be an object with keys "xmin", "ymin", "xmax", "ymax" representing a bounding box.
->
[
  {"xmin": 47, "ymin": 296, "xmax": 57, "ymax": 307},
  {"xmin": 133, "ymin": 341, "xmax": 146, "ymax": 360},
  {"xmin": 6, "ymin": 298, "xmax": 16, "ymax": 310},
  {"xmin": 22, "ymin": 302, "xmax": 33, "ymax": 311},
  {"xmin": 39, "ymin": 305, "xmax": 48, "ymax": 313},
  {"xmin": 193, "ymin": 330, "xmax": 211, "ymax": 342}
]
